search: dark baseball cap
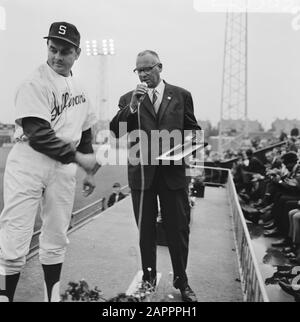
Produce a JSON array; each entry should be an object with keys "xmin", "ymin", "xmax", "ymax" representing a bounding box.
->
[{"xmin": 44, "ymin": 22, "xmax": 80, "ymax": 47}]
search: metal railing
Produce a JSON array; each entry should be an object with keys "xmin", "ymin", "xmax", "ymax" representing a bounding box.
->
[
  {"xmin": 226, "ymin": 173, "xmax": 269, "ymax": 302},
  {"xmin": 191, "ymin": 165, "xmax": 269, "ymax": 302},
  {"xmin": 199, "ymin": 165, "xmax": 229, "ymax": 187},
  {"xmin": 69, "ymin": 198, "xmax": 106, "ymax": 229}
]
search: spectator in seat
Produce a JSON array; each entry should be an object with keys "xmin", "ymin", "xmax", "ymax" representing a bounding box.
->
[
  {"xmin": 107, "ymin": 182, "xmax": 126, "ymax": 208},
  {"xmin": 287, "ymin": 128, "xmax": 300, "ymax": 153},
  {"xmin": 285, "ymin": 207, "xmax": 300, "ymax": 263},
  {"xmin": 263, "ymin": 152, "xmax": 300, "ymax": 242}
]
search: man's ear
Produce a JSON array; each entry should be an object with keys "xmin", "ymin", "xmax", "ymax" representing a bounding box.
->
[
  {"xmin": 76, "ymin": 47, "xmax": 81, "ymax": 60},
  {"xmin": 158, "ymin": 63, "xmax": 163, "ymax": 72}
]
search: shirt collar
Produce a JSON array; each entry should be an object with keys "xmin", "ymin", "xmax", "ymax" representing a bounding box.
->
[{"xmin": 150, "ymin": 79, "xmax": 165, "ymax": 95}]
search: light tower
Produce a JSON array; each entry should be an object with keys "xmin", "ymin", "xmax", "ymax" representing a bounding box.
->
[
  {"xmin": 0, "ymin": 5, "xmax": 6, "ymax": 30},
  {"xmin": 218, "ymin": 11, "xmax": 248, "ymax": 156},
  {"xmin": 85, "ymin": 39, "xmax": 115, "ymax": 121}
]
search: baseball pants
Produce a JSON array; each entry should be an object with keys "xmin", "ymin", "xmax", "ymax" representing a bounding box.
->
[{"xmin": 0, "ymin": 142, "xmax": 77, "ymax": 275}]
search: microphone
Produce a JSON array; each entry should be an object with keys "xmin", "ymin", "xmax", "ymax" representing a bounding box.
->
[{"xmin": 137, "ymin": 82, "xmax": 148, "ymax": 104}]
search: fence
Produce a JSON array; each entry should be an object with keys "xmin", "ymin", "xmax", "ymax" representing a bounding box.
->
[
  {"xmin": 191, "ymin": 165, "xmax": 269, "ymax": 302},
  {"xmin": 226, "ymin": 172, "xmax": 269, "ymax": 302},
  {"xmin": 198, "ymin": 165, "xmax": 229, "ymax": 186}
]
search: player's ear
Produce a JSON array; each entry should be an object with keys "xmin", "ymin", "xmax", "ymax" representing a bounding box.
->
[{"xmin": 75, "ymin": 47, "xmax": 81, "ymax": 60}]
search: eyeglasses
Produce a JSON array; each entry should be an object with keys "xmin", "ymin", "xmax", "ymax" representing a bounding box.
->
[{"xmin": 133, "ymin": 63, "xmax": 160, "ymax": 74}]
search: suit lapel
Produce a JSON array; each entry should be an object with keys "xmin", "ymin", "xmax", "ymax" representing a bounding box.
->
[
  {"xmin": 157, "ymin": 83, "xmax": 173, "ymax": 123},
  {"xmin": 141, "ymin": 94, "xmax": 156, "ymax": 120}
]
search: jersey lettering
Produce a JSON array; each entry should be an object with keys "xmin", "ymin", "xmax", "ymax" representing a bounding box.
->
[
  {"xmin": 58, "ymin": 25, "xmax": 67, "ymax": 35},
  {"xmin": 51, "ymin": 91, "xmax": 86, "ymax": 122}
]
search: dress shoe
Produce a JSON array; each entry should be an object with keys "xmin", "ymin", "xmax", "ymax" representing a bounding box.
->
[
  {"xmin": 279, "ymin": 277, "xmax": 292, "ymax": 284},
  {"xmin": 271, "ymin": 239, "xmax": 291, "ymax": 247},
  {"xmin": 276, "ymin": 270, "xmax": 298, "ymax": 279},
  {"xmin": 264, "ymin": 228, "xmax": 281, "ymax": 238},
  {"xmin": 264, "ymin": 223, "xmax": 276, "ymax": 230},
  {"xmin": 276, "ymin": 264, "xmax": 294, "ymax": 271},
  {"xmin": 180, "ymin": 285, "xmax": 198, "ymax": 302},
  {"xmin": 261, "ymin": 210, "xmax": 274, "ymax": 223},
  {"xmin": 239, "ymin": 192, "xmax": 250, "ymax": 203},
  {"xmin": 259, "ymin": 203, "xmax": 274, "ymax": 213},
  {"xmin": 253, "ymin": 199, "xmax": 263, "ymax": 207},
  {"xmin": 263, "ymin": 221, "xmax": 276, "ymax": 229},
  {"xmin": 282, "ymin": 246, "xmax": 296, "ymax": 254},
  {"xmin": 262, "ymin": 219, "xmax": 273, "ymax": 226},
  {"xmin": 278, "ymin": 280, "xmax": 300, "ymax": 301},
  {"xmin": 285, "ymin": 252, "xmax": 297, "ymax": 259},
  {"xmin": 243, "ymin": 210, "xmax": 260, "ymax": 225},
  {"xmin": 289, "ymin": 257, "xmax": 300, "ymax": 265}
]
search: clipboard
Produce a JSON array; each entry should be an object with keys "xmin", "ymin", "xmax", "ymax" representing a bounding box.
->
[{"xmin": 156, "ymin": 140, "xmax": 205, "ymax": 161}]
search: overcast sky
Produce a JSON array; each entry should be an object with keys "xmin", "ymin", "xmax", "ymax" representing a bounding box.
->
[{"xmin": 0, "ymin": 0, "xmax": 300, "ymax": 129}]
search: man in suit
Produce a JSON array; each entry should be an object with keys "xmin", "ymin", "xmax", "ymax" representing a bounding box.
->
[
  {"xmin": 265, "ymin": 149, "xmax": 282, "ymax": 171},
  {"xmin": 107, "ymin": 182, "xmax": 126, "ymax": 208},
  {"xmin": 110, "ymin": 50, "xmax": 201, "ymax": 302}
]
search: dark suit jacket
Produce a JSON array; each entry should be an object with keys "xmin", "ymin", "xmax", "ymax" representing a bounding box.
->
[
  {"xmin": 110, "ymin": 82, "xmax": 201, "ymax": 190},
  {"xmin": 107, "ymin": 192, "xmax": 126, "ymax": 207},
  {"xmin": 246, "ymin": 157, "xmax": 266, "ymax": 175}
]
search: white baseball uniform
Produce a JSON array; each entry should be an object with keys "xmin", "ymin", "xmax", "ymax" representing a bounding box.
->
[{"xmin": 0, "ymin": 63, "xmax": 97, "ymax": 275}]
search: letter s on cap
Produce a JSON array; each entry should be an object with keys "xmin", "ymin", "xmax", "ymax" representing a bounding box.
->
[{"xmin": 58, "ymin": 25, "xmax": 67, "ymax": 35}]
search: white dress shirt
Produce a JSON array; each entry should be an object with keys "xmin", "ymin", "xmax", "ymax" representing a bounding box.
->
[
  {"xmin": 148, "ymin": 80, "xmax": 165, "ymax": 113},
  {"xmin": 130, "ymin": 80, "xmax": 165, "ymax": 114}
]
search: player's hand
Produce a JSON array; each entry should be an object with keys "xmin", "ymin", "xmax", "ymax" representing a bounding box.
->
[
  {"xmin": 130, "ymin": 83, "xmax": 148, "ymax": 110},
  {"xmin": 82, "ymin": 174, "xmax": 96, "ymax": 197},
  {"xmin": 75, "ymin": 152, "xmax": 98, "ymax": 173}
]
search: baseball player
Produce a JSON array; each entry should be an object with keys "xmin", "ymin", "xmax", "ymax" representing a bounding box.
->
[{"xmin": 0, "ymin": 22, "xmax": 101, "ymax": 302}]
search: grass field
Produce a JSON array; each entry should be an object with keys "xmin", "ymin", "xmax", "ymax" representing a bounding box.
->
[{"xmin": 0, "ymin": 146, "xmax": 128, "ymax": 230}]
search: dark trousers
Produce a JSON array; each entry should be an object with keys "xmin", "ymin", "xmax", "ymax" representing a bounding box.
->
[
  {"xmin": 273, "ymin": 194, "xmax": 300, "ymax": 237},
  {"xmin": 261, "ymin": 180, "xmax": 277, "ymax": 203},
  {"xmin": 131, "ymin": 167, "xmax": 190, "ymax": 289}
]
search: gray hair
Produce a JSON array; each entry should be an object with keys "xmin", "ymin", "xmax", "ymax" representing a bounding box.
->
[{"xmin": 137, "ymin": 50, "xmax": 160, "ymax": 62}]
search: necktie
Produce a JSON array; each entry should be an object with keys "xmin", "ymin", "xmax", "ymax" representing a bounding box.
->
[
  {"xmin": 152, "ymin": 89, "xmax": 159, "ymax": 114},
  {"xmin": 152, "ymin": 89, "xmax": 157, "ymax": 105}
]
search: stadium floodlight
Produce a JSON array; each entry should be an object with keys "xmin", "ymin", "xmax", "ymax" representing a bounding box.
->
[
  {"xmin": 85, "ymin": 39, "xmax": 115, "ymax": 122},
  {"xmin": 0, "ymin": 6, "xmax": 6, "ymax": 31},
  {"xmin": 85, "ymin": 39, "xmax": 115, "ymax": 57}
]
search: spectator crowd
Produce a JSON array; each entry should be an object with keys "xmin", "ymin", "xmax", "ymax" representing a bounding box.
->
[{"xmin": 230, "ymin": 128, "xmax": 300, "ymax": 301}]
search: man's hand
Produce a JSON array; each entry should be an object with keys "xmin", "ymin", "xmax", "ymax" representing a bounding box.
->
[
  {"xmin": 82, "ymin": 174, "xmax": 96, "ymax": 197},
  {"xmin": 129, "ymin": 83, "xmax": 148, "ymax": 112},
  {"xmin": 272, "ymin": 174, "xmax": 281, "ymax": 183},
  {"xmin": 75, "ymin": 152, "xmax": 98, "ymax": 173}
]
